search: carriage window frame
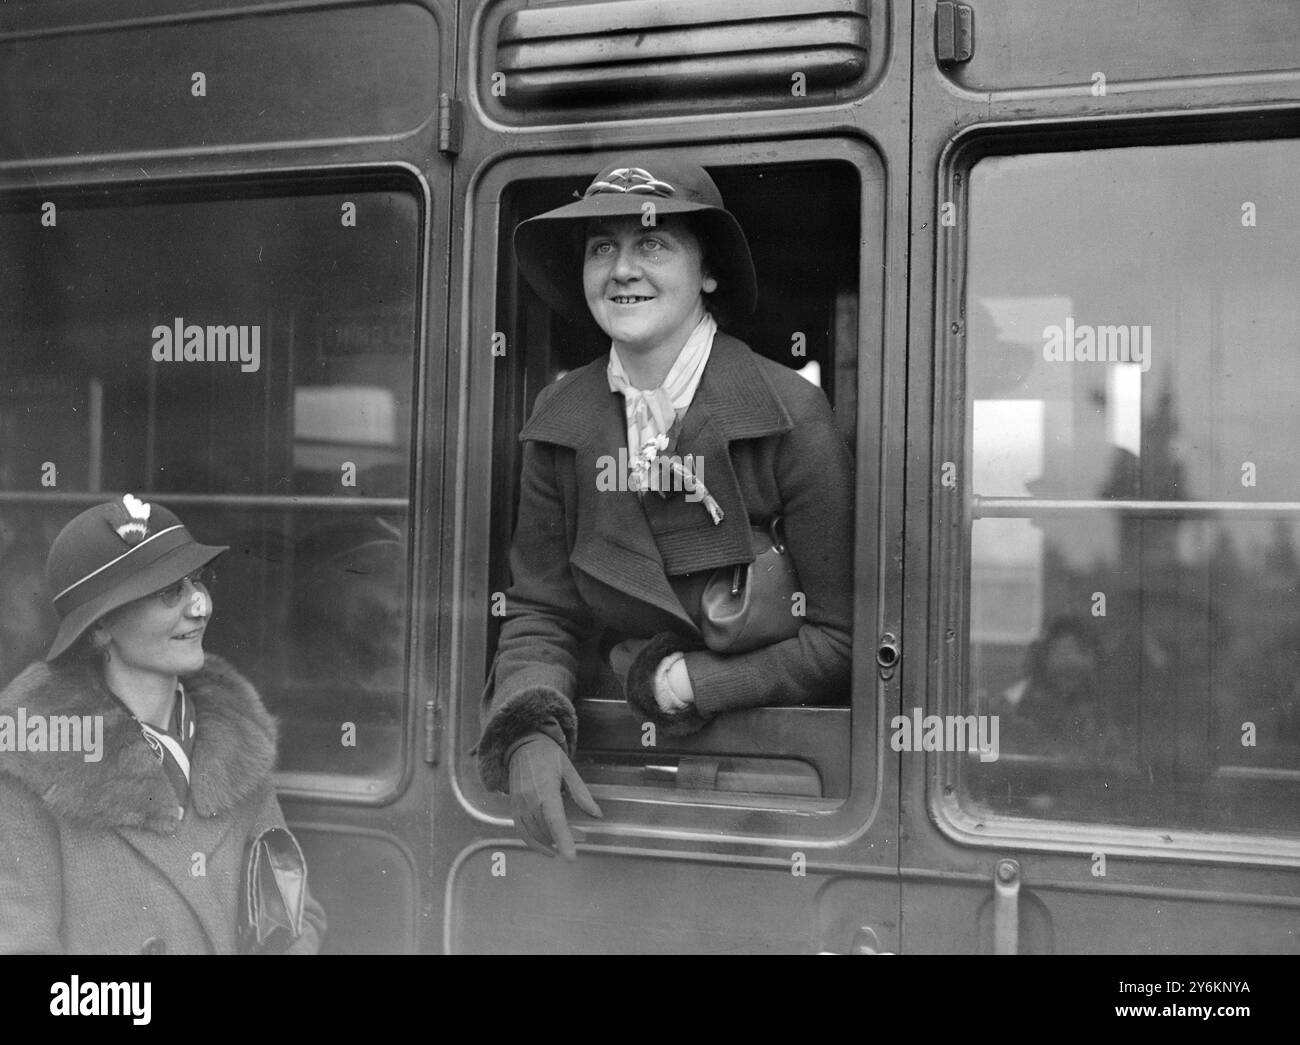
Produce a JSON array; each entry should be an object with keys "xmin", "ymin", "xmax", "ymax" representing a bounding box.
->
[
  {"xmin": 931, "ymin": 117, "xmax": 1300, "ymax": 864},
  {"xmin": 0, "ymin": 169, "xmax": 430, "ymax": 805},
  {"xmin": 459, "ymin": 141, "xmax": 886, "ymax": 845}
]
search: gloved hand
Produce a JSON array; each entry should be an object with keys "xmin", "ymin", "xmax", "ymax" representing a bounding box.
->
[
  {"xmin": 611, "ymin": 641, "xmax": 695, "ymax": 711},
  {"xmin": 508, "ymin": 733, "xmax": 603, "ymax": 860},
  {"xmin": 653, "ymin": 652, "xmax": 695, "ymax": 713}
]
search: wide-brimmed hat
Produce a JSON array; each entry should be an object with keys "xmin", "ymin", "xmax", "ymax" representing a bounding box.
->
[
  {"xmin": 513, "ymin": 157, "xmax": 758, "ymax": 325},
  {"xmin": 45, "ymin": 494, "xmax": 228, "ymax": 661}
]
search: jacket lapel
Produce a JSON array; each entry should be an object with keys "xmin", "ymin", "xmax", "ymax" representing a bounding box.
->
[
  {"xmin": 549, "ymin": 373, "xmax": 695, "ymax": 628},
  {"xmin": 518, "ymin": 333, "xmax": 794, "ymax": 623}
]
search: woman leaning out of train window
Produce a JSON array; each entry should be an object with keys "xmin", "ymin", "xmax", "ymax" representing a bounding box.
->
[
  {"xmin": 0, "ymin": 496, "xmax": 326, "ymax": 954},
  {"xmin": 478, "ymin": 158, "xmax": 854, "ymax": 858}
]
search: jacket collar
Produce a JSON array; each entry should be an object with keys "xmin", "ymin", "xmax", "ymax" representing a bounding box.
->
[
  {"xmin": 518, "ymin": 333, "xmax": 793, "ymax": 627},
  {"xmin": 520, "ymin": 332, "xmax": 793, "ymax": 449},
  {"xmin": 0, "ymin": 653, "xmax": 277, "ymax": 835}
]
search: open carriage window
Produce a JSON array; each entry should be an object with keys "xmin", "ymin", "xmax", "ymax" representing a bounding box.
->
[
  {"xmin": 484, "ymin": 156, "xmax": 864, "ymax": 805},
  {"xmin": 0, "ymin": 176, "xmax": 422, "ymax": 795},
  {"xmin": 956, "ymin": 138, "xmax": 1300, "ymax": 836}
]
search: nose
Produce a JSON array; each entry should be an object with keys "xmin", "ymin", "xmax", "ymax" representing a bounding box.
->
[
  {"xmin": 182, "ymin": 579, "xmax": 210, "ymax": 618},
  {"xmin": 610, "ymin": 241, "xmax": 641, "ymax": 282}
]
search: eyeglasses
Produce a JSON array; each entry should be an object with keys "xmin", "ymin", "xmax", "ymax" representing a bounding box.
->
[{"xmin": 150, "ymin": 567, "xmax": 215, "ymax": 608}]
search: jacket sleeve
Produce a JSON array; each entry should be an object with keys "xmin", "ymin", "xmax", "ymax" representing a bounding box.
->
[
  {"xmin": 0, "ymin": 773, "xmax": 65, "ymax": 955},
  {"xmin": 477, "ymin": 432, "xmax": 594, "ymax": 792},
  {"xmin": 682, "ymin": 392, "xmax": 855, "ymax": 718},
  {"xmin": 253, "ymin": 789, "xmax": 327, "ymax": 955}
]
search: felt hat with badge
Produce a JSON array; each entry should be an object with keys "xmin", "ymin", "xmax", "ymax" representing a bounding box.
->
[
  {"xmin": 513, "ymin": 157, "xmax": 758, "ymax": 325},
  {"xmin": 45, "ymin": 494, "xmax": 228, "ymax": 661}
]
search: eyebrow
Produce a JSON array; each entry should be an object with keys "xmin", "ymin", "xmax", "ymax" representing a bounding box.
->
[{"xmin": 585, "ymin": 222, "xmax": 678, "ymax": 240}]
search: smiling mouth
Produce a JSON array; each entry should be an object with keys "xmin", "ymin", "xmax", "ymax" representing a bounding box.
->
[
  {"xmin": 173, "ymin": 628, "xmax": 205, "ymax": 641},
  {"xmin": 610, "ymin": 295, "xmax": 654, "ymax": 305}
]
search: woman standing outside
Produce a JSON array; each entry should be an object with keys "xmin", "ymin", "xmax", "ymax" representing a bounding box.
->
[
  {"xmin": 0, "ymin": 495, "xmax": 325, "ymax": 953},
  {"xmin": 479, "ymin": 158, "xmax": 854, "ymax": 859}
]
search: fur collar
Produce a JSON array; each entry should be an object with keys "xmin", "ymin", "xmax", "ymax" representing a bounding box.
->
[{"xmin": 0, "ymin": 653, "xmax": 278, "ymax": 834}]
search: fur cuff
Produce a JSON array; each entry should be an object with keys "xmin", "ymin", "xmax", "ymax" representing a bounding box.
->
[
  {"xmin": 477, "ymin": 686, "xmax": 577, "ymax": 793},
  {"xmin": 624, "ymin": 632, "xmax": 708, "ymax": 737}
]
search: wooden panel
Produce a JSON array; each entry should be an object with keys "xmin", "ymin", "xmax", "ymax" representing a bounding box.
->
[
  {"xmin": 0, "ymin": 4, "xmax": 439, "ymax": 160},
  {"xmin": 449, "ymin": 847, "xmax": 822, "ymax": 954},
  {"xmin": 903, "ymin": 877, "xmax": 1300, "ymax": 953},
  {"xmin": 943, "ymin": 0, "xmax": 1300, "ymax": 92},
  {"xmin": 293, "ymin": 826, "xmax": 420, "ymax": 955}
]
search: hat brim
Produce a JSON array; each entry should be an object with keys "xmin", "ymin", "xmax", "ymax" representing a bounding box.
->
[
  {"xmin": 47, "ymin": 541, "xmax": 228, "ymax": 662},
  {"xmin": 513, "ymin": 193, "xmax": 758, "ymax": 326}
]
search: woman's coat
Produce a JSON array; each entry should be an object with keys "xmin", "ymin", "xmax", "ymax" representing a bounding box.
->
[
  {"xmin": 0, "ymin": 653, "xmax": 325, "ymax": 954},
  {"xmin": 479, "ymin": 332, "xmax": 854, "ymax": 790}
]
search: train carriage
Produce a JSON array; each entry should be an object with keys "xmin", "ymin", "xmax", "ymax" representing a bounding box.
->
[{"xmin": 1, "ymin": 0, "xmax": 1297, "ymax": 954}]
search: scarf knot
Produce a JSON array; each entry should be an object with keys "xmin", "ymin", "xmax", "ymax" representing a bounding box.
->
[{"xmin": 606, "ymin": 314, "xmax": 716, "ymax": 494}]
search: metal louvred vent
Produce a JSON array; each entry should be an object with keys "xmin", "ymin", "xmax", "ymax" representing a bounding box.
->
[{"xmin": 493, "ymin": 0, "xmax": 870, "ymax": 107}]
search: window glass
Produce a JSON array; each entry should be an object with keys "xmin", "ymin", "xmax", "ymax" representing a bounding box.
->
[
  {"xmin": 487, "ymin": 160, "xmax": 861, "ymax": 801},
  {"xmin": 0, "ymin": 181, "xmax": 421, "ymax": 786},
  {"xmin": 959, "ymin": 140, "xmax": 1299, "ymax": 834}
]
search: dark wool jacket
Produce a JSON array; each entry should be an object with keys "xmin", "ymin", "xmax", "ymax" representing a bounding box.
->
[
  {"xmin": 478, "ymin": 332, "xmax": 854, "ymax": 791},
  {"xmin": 0, "ymin": 653, "xmax": 325, "ymax": 954}
]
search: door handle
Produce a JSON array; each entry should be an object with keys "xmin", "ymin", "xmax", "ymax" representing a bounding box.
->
[
  {"xmin": 993, "ymin": 858, "xmax": 1020, "ymax": 955},
  {"xmin": 817, "ymin": 926, "xmax": 895, "ymax": 955},
  {"xmin": 876, "ymin": 632, "xmax": 900, "ymax": 680},
  {"xmin": 848, "ymin": 925, "xmax": 894, "ymax": 954}
]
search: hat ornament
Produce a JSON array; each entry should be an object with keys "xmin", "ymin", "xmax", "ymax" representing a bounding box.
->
[
  {"xmin": 585, "ymin": 167, "xmax": 677, "ymax": 198},
  {"xmin": 111, "ymin": 494, "xmax": 152, "ymax": 546}
]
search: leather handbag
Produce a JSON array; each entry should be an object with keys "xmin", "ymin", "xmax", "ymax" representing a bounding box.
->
[
  {"xmin": 700, "ymin": 516, "xmax": 803, "ymax": 654},
  {"xmin": 240, "ymin": 826, "xmax": 308, "ymax": 954}
]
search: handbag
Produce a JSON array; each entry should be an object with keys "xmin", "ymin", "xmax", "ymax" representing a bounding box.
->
[
  {"xmin": 700, "ymin": 516, "xmax": 803, "ymax": 654},
  {"xmin": 240, "ymin": 826, "xmax": 308, "ymax": 954}
]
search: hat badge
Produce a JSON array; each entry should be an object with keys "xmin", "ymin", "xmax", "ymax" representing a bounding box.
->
[
  {"xmin": 110, "ymin": 494, "xmax": 152, "ymax": 545},
  {"xmin": 585, "ymin": 167, "xmax": 676, "ymax": 198}
]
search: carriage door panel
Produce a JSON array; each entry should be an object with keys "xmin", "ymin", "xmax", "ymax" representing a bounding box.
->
[
  {"xmin": 434, "ymin": 0, "xmax": 913, "ymax": 952},
  {"xmin": 902, "ymin": 0, "xmax": 1300, "ymax": 953}
]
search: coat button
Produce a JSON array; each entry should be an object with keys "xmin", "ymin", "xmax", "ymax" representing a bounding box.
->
[{"xmin": 140, "ymin": 936, "xmax": 167, "ymax": 955}]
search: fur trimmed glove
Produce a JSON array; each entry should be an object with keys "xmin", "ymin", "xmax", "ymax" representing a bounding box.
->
[
  {"xmin": 507, "ymin": 733, "xmax": 602, "ymax": 860},
  {"xmin": 616, "ymin": 632, "xmax": 708, "ymax": 736}
]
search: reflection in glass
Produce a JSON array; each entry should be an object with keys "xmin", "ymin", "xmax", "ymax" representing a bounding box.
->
[
  {"xmin": 0, "ymin": 185, "xmax": 420, "ymax": 781},
  {"xmin": 960, "ymin": 140, "xmax": 1300, "ymax": 834}
]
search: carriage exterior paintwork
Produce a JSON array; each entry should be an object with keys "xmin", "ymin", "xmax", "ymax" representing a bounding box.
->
[{"xmin": 1, "ymin": 0, "xmax": 1296, "ymax": 953}]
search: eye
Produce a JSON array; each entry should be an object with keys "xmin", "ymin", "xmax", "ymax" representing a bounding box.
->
[
  {"xmin": 151, "ymin": 567, "xmax": 214, "ymax": 605},
  {"xmin": 641, "ymin": 237, "xmax": 665, "ymax": 251},
  {"xmin": 154, "ymin": 579, "xmax": 186, "ymax": 603},
  {"xmin": 587, "ymin": 240, "xmax": 614, "ymax": 256}
]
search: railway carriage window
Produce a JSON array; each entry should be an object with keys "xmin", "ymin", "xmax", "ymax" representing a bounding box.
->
[
  {"xmin": 0, "ymin": 180, "xmax": 421, "ymax": 791},
  {"xmin": 957, "ymin": 139, "xmax": 1300, "ymax": 834},
  {"xmin": 488, "ymin": 159, "xmax": 861, "ymax": 802}
]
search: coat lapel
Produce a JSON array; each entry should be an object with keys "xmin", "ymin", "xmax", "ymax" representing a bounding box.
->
[
  {"xmin": 116, "ymin": 811, "xmax": 238, "ymax": 950},
  {"xmin": 547, "ymin": 371, "xmax": 695, "ymax": 628},
  {"xmin": 518, "ymin": 333, "xmax": 794, "ymax": 623}
]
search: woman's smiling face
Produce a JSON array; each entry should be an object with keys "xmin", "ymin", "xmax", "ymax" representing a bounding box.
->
[
  {"xmin": 582, "ymin": 215, "xmax": 716, "ymax": 355},
  {"xmin": 97, "ymin": 571, "xmax": 212, "ymax": 678}
]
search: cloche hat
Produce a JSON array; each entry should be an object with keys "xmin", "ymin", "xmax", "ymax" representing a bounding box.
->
[
  {"xmin": 513, "ymin": 157, "xmax": 758, "ymax": 325},
  {"xmin": 45, "ymin": 494, "xmax": 228, "ymax": 661}
]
